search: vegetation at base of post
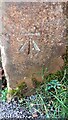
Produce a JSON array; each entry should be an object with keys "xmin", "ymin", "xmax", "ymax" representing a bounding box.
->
[
  {"xmin": 8, "ymin": 82, "xmax": 28, "ymax": 98},
  {"xmin": 0, "ymin": 46, "xmax": 68, "ymax": 118}
]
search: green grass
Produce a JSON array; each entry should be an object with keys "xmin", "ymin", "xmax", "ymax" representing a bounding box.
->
[
  {"xmin": 21, "ymin": 71, "xmax": 68, "ymax": 118},
  {"xmin": 0, "ymin": 87, "xmax": 8, "ymax": 101}
]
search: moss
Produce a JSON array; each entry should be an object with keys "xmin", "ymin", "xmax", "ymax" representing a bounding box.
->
[
  {"xmin": 8, "ymin": 82, "xmax": 27, "ymax": 98},
  {"xmin": 18, "ymin": 82, "xmax": 27, "ymax": 90}
]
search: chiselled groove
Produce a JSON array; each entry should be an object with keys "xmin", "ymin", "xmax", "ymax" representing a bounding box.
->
[
  {"xmin": 32, "ymin": 40, "xmax": 40, "ymax": 52},
  {"xmin": 19, "ymin": 39, "xmax": 40, "ymax": 54},
  {"xmin": 19, "ymin": 42, "xmax": 28, "ymax": 52},
  {"xmin": 28, "ymin": 40, "xmax": 30, "ymax": 55}
]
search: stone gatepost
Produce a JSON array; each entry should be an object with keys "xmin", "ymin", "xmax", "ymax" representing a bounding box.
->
[{"xmin": 0, "ymin": 1, "xmax": 67, "ymax": 99}]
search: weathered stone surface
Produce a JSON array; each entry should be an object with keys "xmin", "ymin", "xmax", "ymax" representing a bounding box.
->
[{"xmin": 0, "ymin": 2, "xmax": 67, "ymax": 94}]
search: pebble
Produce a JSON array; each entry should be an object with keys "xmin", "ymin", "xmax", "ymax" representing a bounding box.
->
[{"xmin": 0, "ymin": 99, "xmax": 45, "ymax": 120}]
